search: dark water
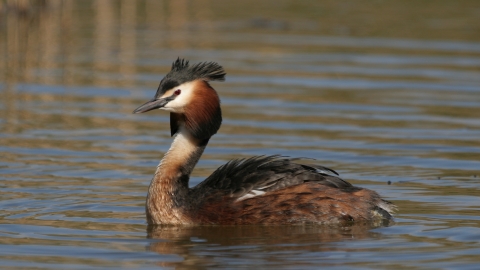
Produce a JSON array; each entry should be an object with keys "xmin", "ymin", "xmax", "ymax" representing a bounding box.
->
[{"xmin": 1, "ymin": 1, "xmax": 480, "ymax": 269}]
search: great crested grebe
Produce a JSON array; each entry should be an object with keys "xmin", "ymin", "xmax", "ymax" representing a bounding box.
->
[{"xmin": 133, "ymin": 58, "xmax": 395, "ymax": 225}]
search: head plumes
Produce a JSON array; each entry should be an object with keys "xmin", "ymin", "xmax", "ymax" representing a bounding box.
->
[
  {"xmin": 155, "ymin": 58, "xmax": 226, "ymax": 97},
  {"xmin": 171, "ymin": 58, "xmax": 225, "ymax": 81}
]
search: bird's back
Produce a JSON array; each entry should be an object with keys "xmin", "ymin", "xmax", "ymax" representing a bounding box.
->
[{"xmin": 189, "ymin": 156, "xmax": 395, "ymax": 225}]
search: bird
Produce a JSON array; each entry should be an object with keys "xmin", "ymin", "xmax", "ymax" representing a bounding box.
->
[{"xmin": 133, "ymin": 58, "xmax": 395, "ymax": 225}]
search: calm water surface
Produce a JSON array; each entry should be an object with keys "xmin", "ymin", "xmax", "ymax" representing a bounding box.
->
[{"xmin": 1, "ymin": 1, "xmax": 480, "ymax": 269}]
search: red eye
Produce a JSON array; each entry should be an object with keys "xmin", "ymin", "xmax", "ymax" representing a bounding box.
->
[{"xmin": 174, "ymin": 89, "xmax": 181, "ymax": 95}]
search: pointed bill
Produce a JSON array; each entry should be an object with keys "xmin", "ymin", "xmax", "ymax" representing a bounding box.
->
[{"xmin": 133, "ymin": 98, "xmax": 169, "ymax": 114}]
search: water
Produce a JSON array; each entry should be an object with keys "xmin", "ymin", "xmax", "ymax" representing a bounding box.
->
[{"xmin": 1, "ymin": 1, "xmax": 480, "ymax": 269}]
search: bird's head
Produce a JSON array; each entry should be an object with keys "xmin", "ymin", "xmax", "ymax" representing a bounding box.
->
[{"xmin": 133, "ymin": 58, "xmax": 225, "ymax": 141}]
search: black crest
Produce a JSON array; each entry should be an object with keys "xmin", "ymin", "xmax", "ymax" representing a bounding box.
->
[{"xmin": 155, "ymin": 58, "xmax": 226, "ymax": 98}]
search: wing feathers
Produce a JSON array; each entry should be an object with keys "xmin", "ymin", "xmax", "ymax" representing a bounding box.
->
[{"xmin": 193, "ymin": 155, "xmax": 352, "ymax": 200}]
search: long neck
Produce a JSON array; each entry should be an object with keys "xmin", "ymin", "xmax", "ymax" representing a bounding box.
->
[{"xmin": 146, "ymin": 126, "xmax": 208, "ymax": 224}]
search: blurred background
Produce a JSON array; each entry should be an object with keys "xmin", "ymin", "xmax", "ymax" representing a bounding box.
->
[{"xmin": 1, "ymin": 0, "xmax": 480, "ymax": 269}]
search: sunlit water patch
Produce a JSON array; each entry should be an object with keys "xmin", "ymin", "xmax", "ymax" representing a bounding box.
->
[{"xmin": 1, "ymin": 1, "xmax": 480, "ymax": 269}]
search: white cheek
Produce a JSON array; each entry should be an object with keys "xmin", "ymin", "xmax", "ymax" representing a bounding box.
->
[
  {"xmin": 159, "ymin": 106, "xmax": 177, "ymax": 112},
  {"xmin": 163, "ymin": 98, "xmax": 187, "ymax": 113},
  {"xmin": 161, "ymin": 82, "xmax": 195, "ymax": 113}
]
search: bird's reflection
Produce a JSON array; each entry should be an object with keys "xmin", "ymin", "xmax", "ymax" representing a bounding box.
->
[{"xmin": 147, "ymin": 223, "xmax": 389, "ymax": 267}]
